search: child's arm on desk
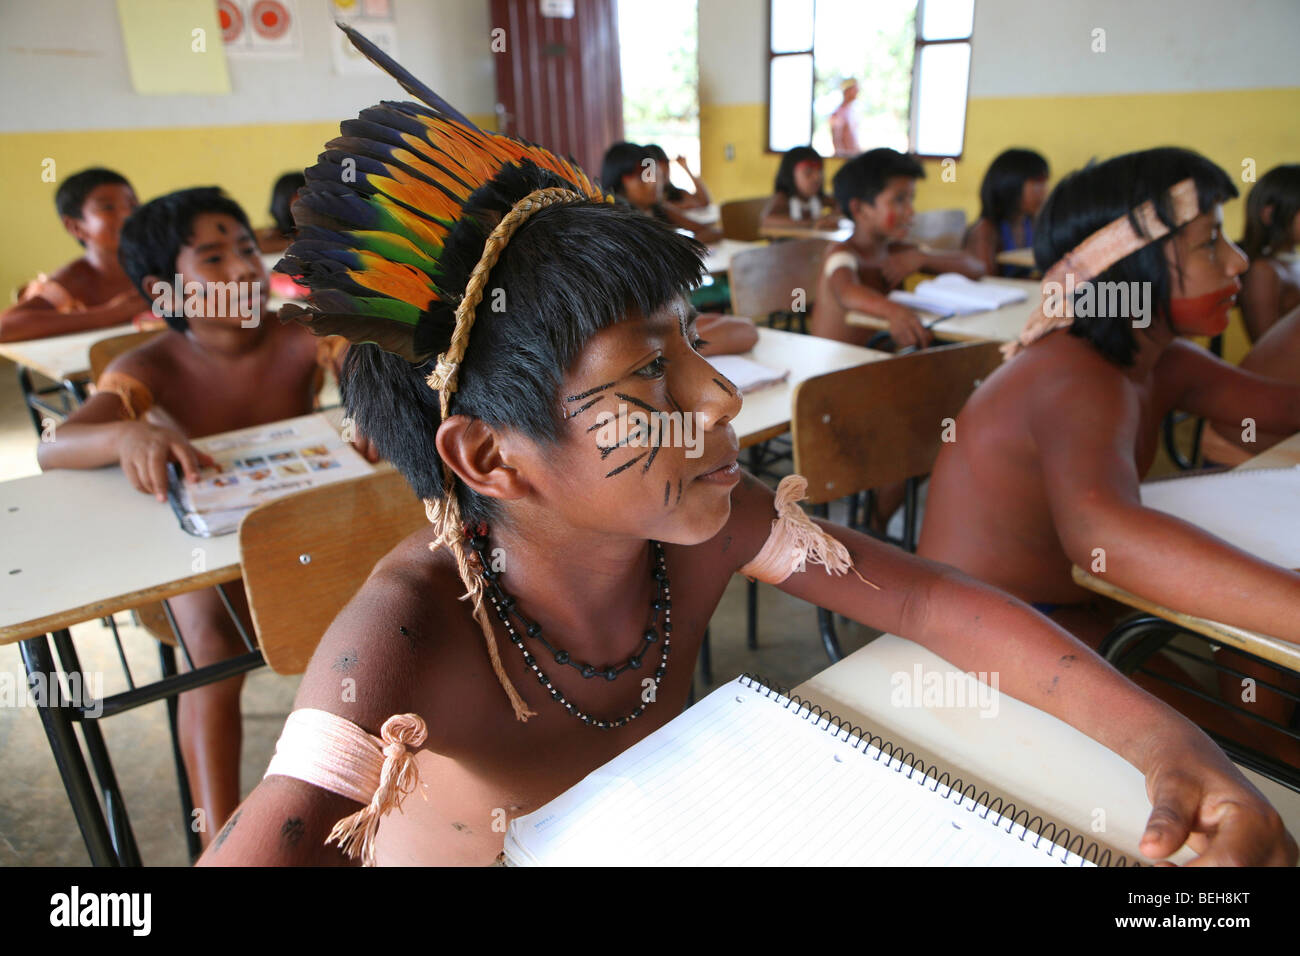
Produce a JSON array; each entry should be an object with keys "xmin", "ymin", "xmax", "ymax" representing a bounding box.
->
[
  {"xmin": 726, "ymin": 474, "xmax": 1298, "ymax": 866},
  {"xmin": 826, "ymin": 254, "xmax": 932, "ymax": 349},
  {"xmin": 1166, "ymin": 337, "xmax": 1300, "ymax": 448},
  {"xmin": 694, "ymin": 313, "xmax": 758, "ymax": 356},
  {"xmin": 0, "ymin": 290, "xmax": 145, "ymax": 342},
  {"xmin": 1034, "ymin": 362, "xmax": 1300, "ymax": 644},
  {"xmin": 36, "ymin": 390, "xmax": 212, "ymax": 501}
]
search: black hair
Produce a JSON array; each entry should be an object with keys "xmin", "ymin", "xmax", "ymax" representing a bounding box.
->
[
  {"xmin": 772, "ymin": 146, "xmax": 825, "ymax": 199},
  {"xmin": 978, "ymin": 148, "xmax": 1049, "ymax": 225},
  {"xmin": 54, "ymin": 168, "xmax": 132, "ymax": 245},
  {"xmin": 600, "ymin": 141, "xmax": 649, "ymax": 196},
  {"xmin": 832, "ymin": 147, "xmax": 925, "ymax": 218},
  {"xmin": 269, "ymin": 172, "xmax": 307, "ymax": 236},
  {"xmin": 117, "ymin": 187, "xmax": 255, "ymax": 333},
  {"xmin": 643, "ymin": 145, "xmax": 686, "ymax": 201},
  {"xmin": 1034, "ymin": 146, "xmax": 1237, "ymax": 366},
  {"xmin": 1238, "ymin": 164, "xmax": 1300, "ymax": 260},
  {"xmin": 341, "ymin": 163, "xmax": 706, "ymax": 530}
]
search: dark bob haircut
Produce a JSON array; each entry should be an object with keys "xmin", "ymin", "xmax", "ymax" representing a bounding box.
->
[
  {"xmin": 1034, "ymin": 146, "xmax": 1237, "ymax": 367},
  {"xmin": 978, "ymin": 148, "xmax": 1049, "ymax": 225},
  {"xmin": 341, "ymin": 164, "xmax": 706, "ymax": 531},
  {"xmin": 269, "ymin": 172, "xmax": 307, "ymax": 236},
  {"xmin": 118, "ymin": 187, "xmax": 255, "ymax": 333},
  {"xmin": 55, "ymin": 167, "xmax": 133, "ymax": 244},
  {"xmin": 772, "ymin": 146, "xmax": 825, "ymax": 199},
  {"xmin": 1238, "ymin": 164, "xmax": 1300, "ymax": 260},
  {"xmin": 600, "ymin": 141, "xmax": 649, "ymax": 197},
  {"xmin": 832, "ymin": 147, "xmax": 925, "ymax": 218}
]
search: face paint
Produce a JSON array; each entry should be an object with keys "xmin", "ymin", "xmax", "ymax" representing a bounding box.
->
[
  {"xmin": 1168, "ymin": 283, "xmax": 1238, "ymax": 336},
  {"xmin": 712, "ymin": 377, "xmax": 734, "ymax": 396}
]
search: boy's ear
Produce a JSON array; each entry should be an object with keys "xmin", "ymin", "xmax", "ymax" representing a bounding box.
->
[
  {"xmin": 435, "ymin": 415, "xmax": 530, "ymax": 503},
  {"xmin": 848, "ymin": 197, "xmax": 865, "ymax": 219},
  {"xmin": 1260, "ymin": 203, "xmax": 1274, "ymax": 227},
  {"xmin": 61, "ymin": 214, "xmax": 88, "ymax": 244}
]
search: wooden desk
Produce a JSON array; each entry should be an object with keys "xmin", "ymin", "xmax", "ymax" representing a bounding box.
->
[
  {"xmin": 794, "ymin": 634, "xmax": 1300, "ymax": 862},
  {"xmin": 729, "ymin": 327, "xmax": 888, "ymax": 449},
  {"xmin": 0, "ymin": 324, "xmax": 136, "ymax": 384},
  {"xmin": 760, "ymin": 220, "xmax": 853, "ymax": 242},
  {"xmin": 699, "ymin": 238, "xmax": 765, "ymax": 276},
  {"xmin": 846, "ymin": 277, "xmax": 1039, "ymax": 344},
  {"xmin": 995, "ymin": 247, "xmax": 1035, "ymax": 270}
]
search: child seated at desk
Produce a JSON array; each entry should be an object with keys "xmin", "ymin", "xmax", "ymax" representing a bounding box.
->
[
  {"xmin": 0, "ymin": 167, "xmax": 150, "ymax": 343},
  {"xmin": 810, "ymin": 148, "xmax": 986, "ymax": 351},
  {"xmin": 759, "ymin": 146, "xmax": 841, "ymax": 232},
  {"xmin": 917, "ymin": 147, "xmax": 1300, "ymax": 761},
  {"xmin": 254, "ymin": 171, "xmax": 306, "ymax": 255},
  {"xmin": 1237, "ymin": 164, "xmax": 1300, "ymax": 342},
  {"xmin": 36, "ymin": 186, "xmax": 373, "ymax": 847},
  {"xmin": 963, "ymin": 148, "xmax": 1049, "ymax": 278},
  {"xmin": 600, "ymin": 141, "xmax": 722, "ymax": 244},
  {"xmin": 194, "ymin": 33, "xmax": 1292, "ymax": 867}
]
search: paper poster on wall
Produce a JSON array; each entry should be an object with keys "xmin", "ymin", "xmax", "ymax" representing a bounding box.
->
[
  {"xmin": 221, "ymin": 0, "xmax": 303, "ymax": 57},
  {"xmin": 329, "ymin": 0, "xmax": 399, "ymax": 75},
  {"xmin": 115, "ymin": 0, "xmax": 231, "ymax": 94}
]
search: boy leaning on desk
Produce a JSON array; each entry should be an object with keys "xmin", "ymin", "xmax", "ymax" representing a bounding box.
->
[{"xmin": 35, "ymin": 186, "xmax": 379, "ymax": 850}]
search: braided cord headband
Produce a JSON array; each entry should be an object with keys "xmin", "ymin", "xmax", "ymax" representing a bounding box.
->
[
  {"xmin": 422, "ymin": 186, "xmax": 586, "ymax": 721},
  {"xmin": 1002, "ymin": 177, "xmax": 1201, "ymax": 359}
]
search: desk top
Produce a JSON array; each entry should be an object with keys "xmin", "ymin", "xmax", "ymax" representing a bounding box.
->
[
  {"xmin": 995, "ymin": 247, "xmax": 1036, "ymax": 269},
  {"xmin": 0, "ymin": 324, "xmax": 136, "ymax": 382},
  {"xmin": 846, "ymin": 277, "xmax": 1039, "ymax": 344},
  {"xmin": 795, "ymin": 634, "xmax": 1300, "ymax": 861},
  {"xmin": 731, "ymin": 328, "xmax": 887, "ymax": 448},
  {"xmin": 700, "ymin": 238, "xmax": 765, "ymax": 276},
  {"xmin": 760, "ymin": 220, "xmax": 853, "ymax": 242},
  {"xmin": 0, "ymin": 409, "xmax": 358, "ymax": 645}
]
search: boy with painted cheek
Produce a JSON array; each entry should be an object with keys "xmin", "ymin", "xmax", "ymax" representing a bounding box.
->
[{"xmin": 811, "ymin": 147, "xmax": 986, "ymax": 351}]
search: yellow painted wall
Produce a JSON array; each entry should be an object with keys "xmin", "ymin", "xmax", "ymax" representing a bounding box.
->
[
  {"xmin": 0, "ymin": 114, "xmax": 495, "ymax": 306},
  {"xmin": 700, "ymin": 88, "xmax": 1300, "ymax": 360}
]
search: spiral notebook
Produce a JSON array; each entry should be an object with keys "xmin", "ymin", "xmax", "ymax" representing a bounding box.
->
[{"xmin": 504, "ymin": 675, "xmax": 1132, "ymax": 866}]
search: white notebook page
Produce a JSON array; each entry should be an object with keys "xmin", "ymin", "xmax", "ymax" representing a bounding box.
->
[{"xmin": 505, "ymin": 677, "xmax": 1090, "ymax": 866}]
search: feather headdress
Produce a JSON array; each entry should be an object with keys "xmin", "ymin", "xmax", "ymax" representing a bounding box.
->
[{"xmin": 279, "ymin": 23, "xmax": 612, "ymax": 722}]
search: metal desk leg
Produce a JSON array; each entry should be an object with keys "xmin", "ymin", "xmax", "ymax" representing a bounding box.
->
[
  {"xmin": 50, "ymin": 629, "xmax": 142, "ymax": 866},
  {"xmin": 159, "ymin": 643, "xmax": 202, "ymax": 862},
  {"xmin": 18, "ymin": 634, "xmax": 118, "ymax": 866}
]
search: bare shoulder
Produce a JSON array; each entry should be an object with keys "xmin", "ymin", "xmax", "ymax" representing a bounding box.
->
[
  {"xmin": 103, "ymin": 331, "xmax": 183, "ymax": 387},
  {"xmin": 1012, "ymin": 338, "xmax": 1140, "ymax": 436},
  {"xmin": 290, "ymin": 525, "xmax": 476, "ymax": 747}
]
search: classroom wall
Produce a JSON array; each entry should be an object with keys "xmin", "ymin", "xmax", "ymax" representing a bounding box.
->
[
  {"xmin": 0, "ymin": 0, "xmax": 497, "ymax": 302},
  {"xmin": 697, "ymin": 0, "xmax": 1300, "ymax": 358}
]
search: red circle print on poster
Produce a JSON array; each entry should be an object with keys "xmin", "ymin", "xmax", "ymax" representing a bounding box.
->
[
  {"xmin": 252, "ymin": 0, "xmax": 291, "ymax": 40},
  {"xmin": 218, "ymin": 0, "xmax": 244, "ymax": 44}
]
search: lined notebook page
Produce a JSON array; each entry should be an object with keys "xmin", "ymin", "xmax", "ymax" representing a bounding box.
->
[
  {"xmin": 504, "ymin": 678, "xmax": 1085, "ymax": 866},
  {"xmin": 1140, "ymin": 467, "xmax": 1300, "ymax": 569}
]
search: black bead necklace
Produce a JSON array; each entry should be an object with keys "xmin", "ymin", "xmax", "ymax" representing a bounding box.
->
[{"xmin": 467, "ymin": 533, "xmax": 671, "ymax": 730}]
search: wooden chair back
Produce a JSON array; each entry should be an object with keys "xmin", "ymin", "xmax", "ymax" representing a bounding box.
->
[
  {"xmin": 791, "ymin": 341, "xmax": 1004, "ymax": 505},
  {"xmin": 905, "ymin": 208, "xmax": 968, "ymax": 251},
  {"xmin": 719, "ymin": 197, "xmax": 769, "ymax": 242},
  {"xmin": 88, "ymin": 330, "xmax": 165, "ymax": 382},
  {"xmin": 239, "ymin": 468, "xmax": 428, "ymax": 674},
  {"xmin": 729, "ymin": 238, "xmax": 830, "ymax": 320}
]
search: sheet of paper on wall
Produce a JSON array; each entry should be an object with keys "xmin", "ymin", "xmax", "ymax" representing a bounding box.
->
[
  {"xmin": 219, "ymin": 0, "xmax": 303, "ymax": 58},
  {"xmin": 116, "ymin": 0, "xmax": 231, "ymax": 94}
]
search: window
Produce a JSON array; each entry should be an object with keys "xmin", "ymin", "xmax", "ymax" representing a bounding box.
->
[{"xmin": 767, "ymin": 0, "xmax": 973, "ymax": 158}]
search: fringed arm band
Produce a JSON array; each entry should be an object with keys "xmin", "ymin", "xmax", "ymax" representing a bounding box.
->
[
  {"xmin": 264, "ymin": 708, "xmax": 427, "ymax": 867},
  {"xmin": 737, "ymin": 475, "xmax": 880, "ymax": 589}
]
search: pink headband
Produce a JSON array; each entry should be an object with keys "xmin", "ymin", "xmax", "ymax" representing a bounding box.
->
[{"xmin": 1003, "ymin": 177, "xmax": 1202, "ymax": 359}]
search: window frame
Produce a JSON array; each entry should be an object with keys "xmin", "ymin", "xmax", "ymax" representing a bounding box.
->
[{"xmin": 764, "ymin": 0, "xmax": 974, "ymax": 159}]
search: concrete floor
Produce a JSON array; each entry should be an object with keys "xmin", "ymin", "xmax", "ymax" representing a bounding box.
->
[{"xmin": 0, "ymin": 355, "xmax": 883, "ymax": 866}]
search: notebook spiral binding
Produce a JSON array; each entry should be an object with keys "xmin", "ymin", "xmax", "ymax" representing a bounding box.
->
[{"xmin": 739, "ymin": 673, "xmax": 1140, "ymax": 867}]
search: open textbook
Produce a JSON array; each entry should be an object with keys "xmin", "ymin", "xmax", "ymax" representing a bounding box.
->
[
  {"xmin": 889, "ymin": 274, "xmax": 1030, "ymax": 317},
  {"xmin": 504, "ymin": 675, "xmax": 1135, "ymax": 866},
  {"xmin": 166, "ymin": 413, "xmax": 371, "ymax": 536},
  {"xmin": 706, "ymin": 354, "xmax": 790, "ymax": 393}
]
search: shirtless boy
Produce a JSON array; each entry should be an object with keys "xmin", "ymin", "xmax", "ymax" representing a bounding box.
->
[
  {"xmin": 37, "ymin": 187, "xmax": 370, "ymax": 844},
  {"xmin": 918, "ymin": 148, "xmax": 1300, "ymax": 759},
  {"xmin": 0, "ymin": 168, "xmax": 149, "ymax": 342},
  {"xmin": 810, "ymin": 148, "xmax": 986, "ymax": 350}
]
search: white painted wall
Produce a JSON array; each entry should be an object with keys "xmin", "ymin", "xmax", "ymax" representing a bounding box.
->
[
  {"xmin": 697, "ymin": 0, "xmax": 1300, "ymax": 106},
  {"xmin": 0, "ymin": 0, "xmax": 497, "ymax": 132}
]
